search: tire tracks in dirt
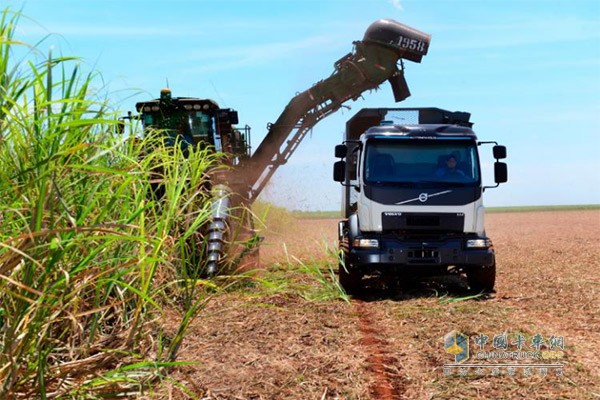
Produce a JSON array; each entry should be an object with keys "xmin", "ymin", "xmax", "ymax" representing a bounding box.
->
[{"xmin": 354, "ymin": 299, "xmax": 408, "ymax": 400}]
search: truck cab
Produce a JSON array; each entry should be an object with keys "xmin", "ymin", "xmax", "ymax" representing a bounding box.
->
[{"xmin": 333, "ymin": 108, "xmax": 507, "ymax": 294}]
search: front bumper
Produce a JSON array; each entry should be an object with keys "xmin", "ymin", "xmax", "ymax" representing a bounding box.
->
[{"xmin": 349, "ymin": 236, "xmax": 494, "ymax": 269}]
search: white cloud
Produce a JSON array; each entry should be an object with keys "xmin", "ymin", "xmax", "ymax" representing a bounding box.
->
[{"xmin": 390, "ymin": 0, "xmax": 403, "ymax": 11}]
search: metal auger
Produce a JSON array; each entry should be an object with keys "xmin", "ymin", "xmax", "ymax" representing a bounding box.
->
[{"xmin": 204, "ymin": 185, "xmax": 231, "ymax": 276}]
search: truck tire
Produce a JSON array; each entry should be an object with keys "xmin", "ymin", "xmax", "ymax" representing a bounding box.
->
[
  {"xmin": 338, "ymin": 221, "xmax": 363, "ymax": 295},
  {"xmin": 339, "ymin": 263, "xmax": 362, "ymax": 295},
  {"xmin": 467, "ymin": 263, "xmax": 496, "ymax": 293}
]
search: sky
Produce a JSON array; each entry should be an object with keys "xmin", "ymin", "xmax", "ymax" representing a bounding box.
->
[{"xmin": 4, "ymin": 0, "xmax": 600, "ymax": 210}]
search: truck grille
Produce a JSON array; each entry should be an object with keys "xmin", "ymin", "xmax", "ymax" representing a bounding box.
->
[
  {"xmin": 382, "ymin": 212, "xmax": 464, "ymax": 232},
  {"xmin": 406, "ymin": 215, "xmax": 439, "ymax": 226},
  {"xmin": 407, "ymin": 249, "xmax": 440, "ymax": 264}
]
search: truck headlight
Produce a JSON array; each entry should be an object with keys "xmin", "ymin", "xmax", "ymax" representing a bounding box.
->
[
  {"xmin": 466, "ymin": 239, "xmax": 492, "ymax": 249},
  {"xmin": 353, "ymin": 238, "xmax": 379, "ymax": 248}
]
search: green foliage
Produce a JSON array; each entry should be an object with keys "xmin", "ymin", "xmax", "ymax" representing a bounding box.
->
[
  {"xmin": 297, "ymin": 258, "xmax": 349, "ymax": 302},
  {"xmin": 249, "ymin": 244, "xmax": 349, "ymax": 302},
  {"xmin": 0, "ymin": 8, "xmax": 218, "ymax": 397}
]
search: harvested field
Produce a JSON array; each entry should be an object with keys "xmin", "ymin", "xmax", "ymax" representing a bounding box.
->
[{"xmin": 163, "ymin": 210, "xmax": 600, "ymax": 399}]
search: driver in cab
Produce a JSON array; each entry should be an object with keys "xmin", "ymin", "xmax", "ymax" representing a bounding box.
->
[{"xmin": 436, "ymin": 154, "xmax": 465, "ymax": 178}]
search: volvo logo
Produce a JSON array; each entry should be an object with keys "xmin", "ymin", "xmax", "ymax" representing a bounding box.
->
[{"xmin": 395, "ymin": 190, "xmax": 453, "ymax": 205}]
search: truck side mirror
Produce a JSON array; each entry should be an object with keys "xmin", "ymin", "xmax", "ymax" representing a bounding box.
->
[
  {"xmin": 335, "ymin": 144, "xmax": 347, "ymax": 159},
  {"xmin": 494, "ymin": 162, "xmax": 508, "ymax": 184},
  {"xmin": 493, "ymin": 145, "xmax": 507, "ymax": 159},
  {"xmin": 333, "ymin": 160, "xmax": 346, "ymax": 182}
]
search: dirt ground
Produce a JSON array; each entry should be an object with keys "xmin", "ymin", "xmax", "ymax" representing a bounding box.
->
[{"xmin": 162, "ymin": 210, "xmax": 600, "ymax": 399}]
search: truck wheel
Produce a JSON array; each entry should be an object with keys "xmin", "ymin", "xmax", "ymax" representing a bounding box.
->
[
  {"xmin": 467, "ymin": 263, "xmax": 496, "ymax": 293},
  {"xmin": 339, "ymin": 262, "xmax": 362, "ymax": 295},
  {"xmin": 338, "ymin": 235, "xmax": 362, "ymax": 295}
]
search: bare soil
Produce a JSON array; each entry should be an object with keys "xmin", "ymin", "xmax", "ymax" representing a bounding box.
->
[{"xmin": 160, "ymin": 210, "xmax": 600, "ymax": 399}]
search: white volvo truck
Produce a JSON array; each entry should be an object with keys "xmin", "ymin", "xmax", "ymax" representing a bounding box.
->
[{"xmin": 333, "ymin": 108, "xmax": 507, "ymax": 294}]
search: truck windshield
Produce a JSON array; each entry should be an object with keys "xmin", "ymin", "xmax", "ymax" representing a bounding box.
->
[{"xmin": 364, "ymin": 139, "xmax": 480, "ymax": 185}]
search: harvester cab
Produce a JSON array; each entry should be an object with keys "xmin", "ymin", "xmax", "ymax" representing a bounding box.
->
[{"xmin": 135, "ymin": 88, "xmax": 251, "ymax": 165}]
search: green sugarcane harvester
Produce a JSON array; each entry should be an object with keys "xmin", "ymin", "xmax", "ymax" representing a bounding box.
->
[{"xmin": 127, "ymin": 19, "xmax": 431, "ymax": 276}]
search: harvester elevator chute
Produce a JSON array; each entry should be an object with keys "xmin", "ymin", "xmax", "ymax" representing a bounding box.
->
[{"xmin": 244, "ymin": 19, "xmax": 430, "ymax": 202}]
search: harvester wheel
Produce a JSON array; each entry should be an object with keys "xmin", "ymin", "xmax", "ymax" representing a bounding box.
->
[{"xmin": 467, "ymin": 262, "xmax": 496, "ymax": 293}]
